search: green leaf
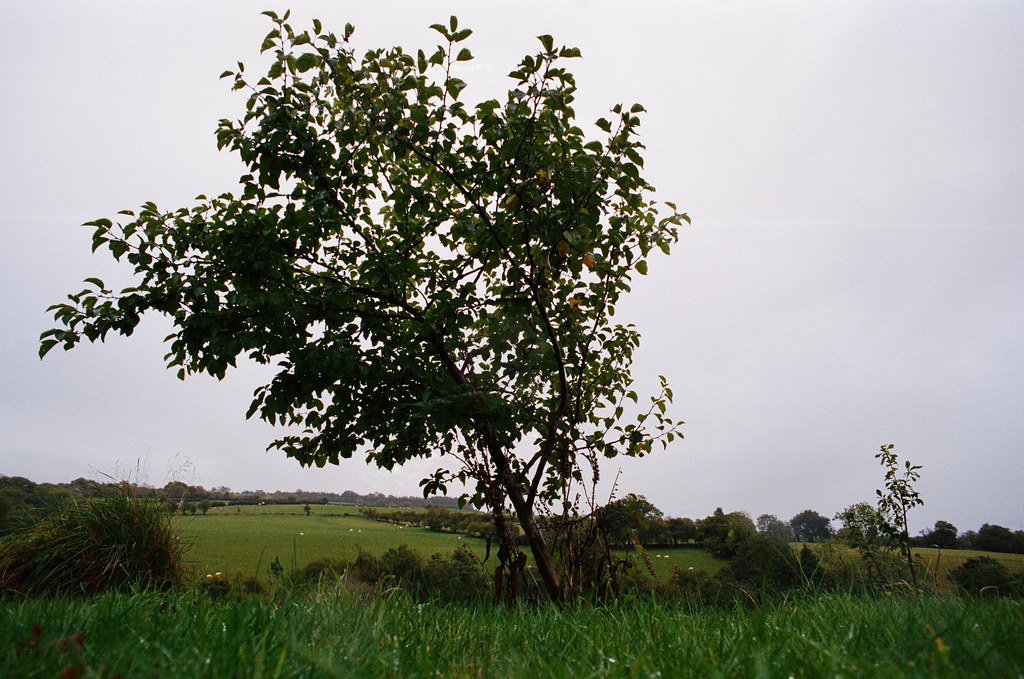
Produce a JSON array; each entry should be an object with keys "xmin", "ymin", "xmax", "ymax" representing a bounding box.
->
[
  {"xmin": 625, "ymin": 148, "xmax": 645, "ymax": 168},
  {"xmin": 635, "ymin": 260, "xmax": 648, "ymax": 275},
  {"xmin": 109, "ymin": 240, "xmax": 129, "ymax": 260},
  {"xmin": 538, "ymin": 34, "xmax": 554, "ymax": 53},
  {"xmin": 445, "ymin": 78, "xmax": 466, "ymax": 99},
  {"xmin": 39, "ymin": 339, "xmax": 58, "ymax": 359},
  {"xmin": 449, "ymin": 15, "xmax": 458, "ymax": 32},
  {"xmin": 261, "ymin": 30, "xmax": 280, "ymax": 52},
  {"xmin": 630, "ymin": 103, "xmax": 646, "ymax": 113},
  {"xmin": 452, "ymin": 29, "xmax": 472, "ymax": 42},
  {"xmin": 294, "ymin": 52, "xmax": 320, "ymax": 72},
  {"xmin": 456, "ymin": 48, "xmax": 473, "ymax": 62}
]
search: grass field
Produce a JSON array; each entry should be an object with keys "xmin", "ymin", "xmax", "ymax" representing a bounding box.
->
[
  {"xmin": 913, "ymin": 547, "xmax": 1024, "ymax": 588},
  {"xmin": 3, "ymin": 589, "xmax": 1022, "ymax": 678},
  {"xmin": 175, "ymin": 505, "xmax": 725, "ymax": 583},
  {"xmin": 802, "ymin": 541, "xmax": 1024, "ymax": 592}
]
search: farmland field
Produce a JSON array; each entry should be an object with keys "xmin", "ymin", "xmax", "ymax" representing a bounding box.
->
[
  {"xmin": 175, "ymin": 504, "xmax": 724, "ymax": 582},
  {"xmin": 176, "ymin": 505, "xmax": 1024, "ymax": 591}
]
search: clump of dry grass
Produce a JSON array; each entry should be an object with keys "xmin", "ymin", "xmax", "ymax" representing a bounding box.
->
[{"xmin": 0, "ymin": 483, "xmax": 189, "ymax": 596}]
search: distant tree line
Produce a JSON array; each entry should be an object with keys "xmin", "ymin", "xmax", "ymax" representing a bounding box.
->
[{"xmin": 0, "ymin": 475, "xmax": 462, "ymax": 533}]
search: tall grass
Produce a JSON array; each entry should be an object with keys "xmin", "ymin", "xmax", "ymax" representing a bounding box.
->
[
  {"xmin": 0, "ymin": 484, "xmax": 188, "ymax": 596},
  {"xmin": 1, "ymin": 590, "xmax": 1021, "ymax": 677}
]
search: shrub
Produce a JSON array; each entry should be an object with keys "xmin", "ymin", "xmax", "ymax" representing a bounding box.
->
[
  {"xmin": 795, "ymin": 544, "xmax": 834, "ymax": 591},
  {"xmin": 241, "ymin": 575, "xmax": 265, "ymax": 595},
  {"xmin": 289, "ymin": 557, "xmax": 349, "ymax": 590},
  {"xmin": 349, "ymin": 549, "xmax": 384, "ymax": 584},
  {"xmin": 380, "ymin": 544, "xmax": 425, "ymax": 591},
  {"xmin": 0, "ymin": 484, "xmax": 188, "ymax": 596},
  {"xmin": 669, "ymin": 566, "xmax": 740, "ymax": 608},
  {"xmin": 949, "ymin": 556, "xmax": 1018, "ymax": 596},
  {"xmin": 718, "ymin": 534, "xmax": 799, "ymax": 593},
  {"xmin": 422, "ymin": 546, "xmax": 488, "ymax": 601},
  {"xmin": 198, "ymin": 572, "xmax": 232, "ymax": 599}
]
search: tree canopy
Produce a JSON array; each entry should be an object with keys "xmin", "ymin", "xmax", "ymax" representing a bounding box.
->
[
  {"xmin": 41, "ymin": 14, "xmax": 685, "ymax": 601},
  {"xmin": 789, "ymin": 509, "xmax": 833, "ymax": 543}
]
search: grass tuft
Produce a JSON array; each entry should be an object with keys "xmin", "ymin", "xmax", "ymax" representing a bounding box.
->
[{"xmin": 0, "ymin": 483, "xmax": 189, "ymax": 596}]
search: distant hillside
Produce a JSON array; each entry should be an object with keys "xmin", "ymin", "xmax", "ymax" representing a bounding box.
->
[{"xmin": 0, "ymin": 475, "xmax": 463, "ymax": 535}]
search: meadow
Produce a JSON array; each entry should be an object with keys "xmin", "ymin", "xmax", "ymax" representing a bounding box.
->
[
  {"xmin": 175, "ymin": 504, "xmax": 724, "ymax": 584},
  {"xmin": 177, "ymin": 504, "xmax": 1023, "ymax": 592}
]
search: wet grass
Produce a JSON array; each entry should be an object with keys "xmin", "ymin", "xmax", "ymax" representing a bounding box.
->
[{"xmin": 1, "ymin": 589, "xmax": 1021, "ymax": 678}]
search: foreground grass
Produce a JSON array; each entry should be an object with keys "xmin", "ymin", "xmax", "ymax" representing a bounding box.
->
[{"xmin": 2, "ymin": 591, "xmax": 1021, "ymax": 678}]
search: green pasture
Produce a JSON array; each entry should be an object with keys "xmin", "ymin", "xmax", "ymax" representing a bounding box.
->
[
  {"xmin": 801, "ymin": 542, "xmax": 1024, "ymax": 591},
  {"xmin": 914, "ymin": 547, "xmax": 1024, "ymax": 589},
  {"xmin": 176, "ymin": 505, "xmax": 478, "ymax": 578},
  {"xmin": 178, "ymin": 506, "xmax": 1024, "ymax": 590},
  {"xmin": 175, "ymin": 505, "xmax": 724, "ymax": 582}
]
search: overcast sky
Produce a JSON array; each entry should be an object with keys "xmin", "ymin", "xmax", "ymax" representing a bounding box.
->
[{"xmin": 2, "ymin": 1, "xmax": 1022, "ymax": 534}]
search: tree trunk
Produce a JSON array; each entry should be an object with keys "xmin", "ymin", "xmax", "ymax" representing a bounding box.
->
[{"xmin": 505, "ymin": 482, "xmax": 562, "ymax": 601}]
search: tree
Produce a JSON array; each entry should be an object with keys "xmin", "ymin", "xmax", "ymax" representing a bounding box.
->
[
  {"xmin": 789, "ymin": 510, "xmax": 833, "ymax": 543},
  {"xmin": 835, "ymin": 501, "xmax": 894, "ymax": 585},
  {"xmin": 697, "ymin": 508, "xmax": 755, "ymax": 558},
  {"xmin": 755, "ymin": 514, "xmax": 793, "ymax": 542},
  {"xmin": 975, "ymin": 524, "xmax": 1024, "ymax": 555},
  {"xmin": 600, "ymin": 493, "xmax": 665, "ymax": 546},
  {"xmin": 666, "ymin": 517, "xmax": 696, "ymax": 546},
  {"xmin": 874, "ymin": 444, "xmax": 923, "ymax": 587},
  {"xmin": 40, "ymin": 14, "xmax": 685, "ymax": 601},
  {"xmin": 919, "ymin": 520, "xmax": 957, "ymax": 549}
]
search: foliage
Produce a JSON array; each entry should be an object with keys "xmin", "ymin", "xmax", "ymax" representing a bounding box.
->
[
  {"xmin": 717, "ymin": 534, "xmax": 801, "ymax": 595},
  {"xmin": 665, "ymin": 516, "xmax": 697, "ymax": 545},
  {"xmin": 948, "ymin": 556, "xmax": 1020, "ymax": 596},
  {"xmin": 755, "ymin": 513, "xmax": 793, "ymax": 542},
  {"xmin": 325, "ymin": 543, "xmax": 489, "ymax": 601},
  {"xmin": 0, "ymin": 484, "xmax": 188, "ymax": 596},
  {"xmin": 40, "ymin": 13, "xmax": 686, "ymax": 602},
  {"xmin": 917, "ymin": 520, "xmax": 959, "ymax": 549},
  {"xmin": 288, "ymin": 556, "xmax": 349, "ymax": 590},
  {"xmin": 789, "ymin": 509, "xmax": 834, "ymax": 543},
  {"xmin": 834, "ymin": 502, "xmax": 906, "ymax": 588},
  {"xmin": 422, "ymin": 545, "xmax": 489, "ymax": 601},
  {"xmin": 974, "ymin": 524, "xmax": 1024, "ymax": 555},
  {"xmin": 0, "ymin": 476, "xmax": 73, "ymax": 536},
  {"xmin": 874, "ymin": 444, "xmax": 924, "ymax": 587},
  {"xmin": 599, "ymin": 493, "xmax": 665, "ymax": 546},
  {"xmin": 696, "ymin": 508, "xmax": 755, "ymax": 559}
]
